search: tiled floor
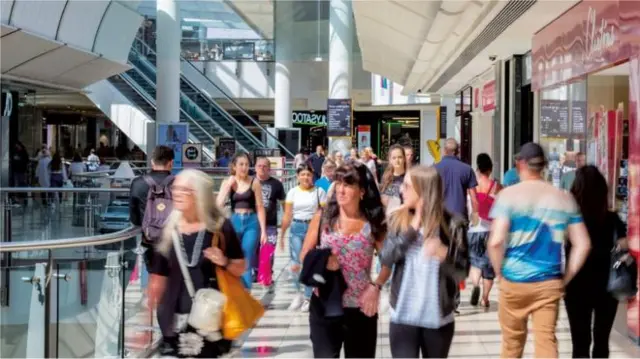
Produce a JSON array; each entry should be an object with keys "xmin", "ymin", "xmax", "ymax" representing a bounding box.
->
[{"xmin": 235, "ymin": 249, "xmax": 640, "ymax": 358}]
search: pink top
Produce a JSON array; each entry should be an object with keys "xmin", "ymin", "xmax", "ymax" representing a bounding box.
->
[
  {"xmin": 476, "ymin": 180, "xmax": 496, "ymax": 221},
  {"xmin": 320, "ymin": 223, "xmax": 375, "ymax": 308}
]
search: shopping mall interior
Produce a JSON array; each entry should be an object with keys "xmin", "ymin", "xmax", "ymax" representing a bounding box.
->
[{"xmin": 1, "ymin": 0, "xmax": 640, "ymax": 358}]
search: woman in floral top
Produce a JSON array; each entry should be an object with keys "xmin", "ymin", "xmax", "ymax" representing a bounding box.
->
[{"xmin": 301, "ymin": 161, "xmax": 391, "ymax": 358}]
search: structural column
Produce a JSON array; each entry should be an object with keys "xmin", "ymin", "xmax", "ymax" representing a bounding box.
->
[
  {"xmin": 156, "ymin": 0, "xmax": 181, "ymax": 124},
  {"xmin": 274, "ymin": 0, "xmax": 294, "ymax": 129},
  {"xmin": 328, "ymin": 0, "xmax": 353, "ymax": 154}
]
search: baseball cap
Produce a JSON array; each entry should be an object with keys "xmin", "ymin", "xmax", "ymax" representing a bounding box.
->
[{"xmin": 517, "ymin": 142, "xmax": 546, "ymax": 165}]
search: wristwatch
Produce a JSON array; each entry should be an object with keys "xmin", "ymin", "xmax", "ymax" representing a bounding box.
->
[{"xmin": 370, "ymin": 281, "xmax": 382, "ymax": 291}]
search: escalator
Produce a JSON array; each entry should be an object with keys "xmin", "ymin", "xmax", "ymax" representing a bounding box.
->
[
  {"xmin": 107, "ymin": 65, "xmax": 219, "ymax": 159},
  {"xmin": 128, "ymin": 38, "xmax": 294, "ymax": 158}
]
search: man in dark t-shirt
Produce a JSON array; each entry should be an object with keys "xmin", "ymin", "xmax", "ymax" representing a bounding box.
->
[
  {"xmin": 254, "ymin": 157, "xmax": 285, "ymax": 279},
  {"xmin": 434, "ymin": 139, "xmax": 479, "ymax": 221}
]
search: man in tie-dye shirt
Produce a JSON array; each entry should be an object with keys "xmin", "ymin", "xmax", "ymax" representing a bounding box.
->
[{"xmin": 487, "ymin": 142, "xmax": 591, "ymax": 359}]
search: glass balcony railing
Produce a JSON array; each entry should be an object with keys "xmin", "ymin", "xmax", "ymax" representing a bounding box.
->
[{"xmin": 0, "ymin": 169, "xmax": 297, "ymax": 358}]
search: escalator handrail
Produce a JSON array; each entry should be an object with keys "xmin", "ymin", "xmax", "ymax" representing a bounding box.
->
[
  {"xmin": 125, "ymin": 55, "xmax": 231, "ymax": 146},
  {"xmin": 0, "ymin": 225, "xmax": 142, "ymax": 252},
  {"xmin": 133, "ymin": 37, "xmax": 295, "ymax": 158},
  {"xmin": 117, "ymin": 70, "xmax": 223, "ymax": 152},
  {"xmin": 129, "ymin": 48, "xmax": 263, "ymax": 150}
]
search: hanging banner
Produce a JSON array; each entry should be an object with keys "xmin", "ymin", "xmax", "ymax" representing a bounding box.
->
[
  {"xmin": 327, "ymin": 99, "xmax": 352, "ymax": 137},
  {"xmin": 157, "ymin": 123, "xmax": 188, "ymax": 169},
  {"xmin": 357, "ymin": 125, "xmax": 371, "ymax": 149}
]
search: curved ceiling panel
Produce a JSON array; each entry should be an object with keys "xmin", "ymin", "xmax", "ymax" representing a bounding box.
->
[
  {"xmin": 0, "ymin": 30, "xmax": 62, "ymax": 72},
  {"xmin": 0, "ymin": 0, "xmax": 14, "ymax": 23},
  {"xmin": 53, "ymin": 57, "xmax": 129, "ymax": 88},
  {"xmin": 1, "ymin": 24, "xmax": 131, "ymax": 89},
  {"xmin": 57, "ymin": 0, "xmax": 110, "ymax": 50},
  {"xmin": 9, "ymin": 0, "xmax": 66, "ymax": 38},
  {"xmin": 8, "ymin": 44, "xmax": 97, "ymax": 81},
  {"xmin": 354, "ymin": 0, "xmax": 490, "ymax": 95},
  {"xmin": 93, "ymin": 1, "xmax": 143, "ymax": 63}
]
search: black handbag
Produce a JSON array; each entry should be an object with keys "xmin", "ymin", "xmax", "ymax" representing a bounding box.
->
[{"xmin": 607, "ymin": 227, "xmax": 637, "ymax": 300}]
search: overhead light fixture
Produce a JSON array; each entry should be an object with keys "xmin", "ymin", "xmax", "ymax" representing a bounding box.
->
[{"xmin": 314, "ymin": 56, "xmax": 323, "ymax": 62}]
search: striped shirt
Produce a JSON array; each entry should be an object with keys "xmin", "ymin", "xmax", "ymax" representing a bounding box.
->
[{"xmin": 391, "ymin": 236, "xmax": 454, "ymax": 329}]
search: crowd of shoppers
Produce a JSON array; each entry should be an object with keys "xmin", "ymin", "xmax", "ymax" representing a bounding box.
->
[{"xmin": 125, "ymin": 137, "xmax": 629, "ymax": 358}]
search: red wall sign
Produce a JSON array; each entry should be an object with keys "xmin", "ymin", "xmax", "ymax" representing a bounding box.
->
[
  {"xmin": 482, "ymin": 81, "xmax": 496, "ymax": 112},
  {"xmin": 627, "ymin": 55, "xmax": 640, "ymax": 344},
  {"xmin": 531, "ymin": 0, "xmax": 640, "ymax": 91}
]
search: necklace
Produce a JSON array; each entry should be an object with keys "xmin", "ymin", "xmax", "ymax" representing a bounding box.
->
[{"xmin": 178, "ymin": 229, "xmax": 205, "ymax": 267}]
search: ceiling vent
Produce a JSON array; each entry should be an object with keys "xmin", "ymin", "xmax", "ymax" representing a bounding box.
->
[{"xmin": 427, "ymin": 0, "xmax": 537, "ymax": 92}]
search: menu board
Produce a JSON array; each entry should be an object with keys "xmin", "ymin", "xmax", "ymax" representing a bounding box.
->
[
  {"xmin": 540, "ymin": 99, "xmax": 569, "ymax": 137},
  {"xmin": 572, "ymin": 101, "xmax": 587, "ymax": 137},
  {"xmin": 327, "ymin": 99, "xmax": 352, "ymax": 137}
]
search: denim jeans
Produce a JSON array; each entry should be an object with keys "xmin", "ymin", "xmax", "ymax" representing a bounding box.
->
[
  {"xmin": 289, "ymin": 220, "xmax": 312, "ymax": 298},
  {"xmin": 230, "ymin": 212, "xmax": 260, "ymax": 289}
]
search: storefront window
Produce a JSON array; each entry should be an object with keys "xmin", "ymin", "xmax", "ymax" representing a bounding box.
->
[{"xmin": 538, "ymin": 80, "xmax": 587, "ymax": 188}]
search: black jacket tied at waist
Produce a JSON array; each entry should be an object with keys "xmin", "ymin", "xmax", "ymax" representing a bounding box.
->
[{"xmin": 300, "ymin": 248, "xmax": 347, "ymax": 317}]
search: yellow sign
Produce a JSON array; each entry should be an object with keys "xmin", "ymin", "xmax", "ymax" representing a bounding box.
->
[{"xmin": 427, "ymin": 140, "xmax": 441, "ymax": 163}]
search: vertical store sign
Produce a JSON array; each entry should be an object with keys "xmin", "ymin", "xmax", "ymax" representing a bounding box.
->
[
  {"xmin": 482, "ymin": 81, "xmax": 496, "ymax": 112},
  {"xmin": 327, "ymin": 99, "xmax": 352, "ymax": 137},
  {"xmin": 156, "ymin": 123, "xmax": 188, "ymax": 169},
  {"xmin": 627, "ymin": 56, "xmax": 640, "ymax": 340}
]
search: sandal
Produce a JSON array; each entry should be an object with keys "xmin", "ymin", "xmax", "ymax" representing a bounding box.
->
[{"xmin": 480, "ymin": 298, "xmax": 490, "ymax": 309}]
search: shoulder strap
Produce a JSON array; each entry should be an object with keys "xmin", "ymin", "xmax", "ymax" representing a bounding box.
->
[
  {"xmin": 488, "ymin": 180, "xmax": 496, "ymax": 194},
  {"xmin": 143, "ymin": 175, "xmax": 156, "ymax": 187},
  {"xmin": 160, "ymin": 175, "xmax": 174, "ymax": 187},
  {"xmin": 212, "ymin": 231, "xmax": 226, "ymax": 252},
  {"xmin": 316, "ymin": 187, "xmax": 320, "ymax": 207},
  {"xmin": 172, "ymin": 229, "xmax": 196, "ymax": 299}
]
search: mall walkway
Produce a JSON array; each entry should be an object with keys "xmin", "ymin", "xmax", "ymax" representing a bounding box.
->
[{"xmin": 232, "ymin": 250, "xmax": 640, "ymax": 358}]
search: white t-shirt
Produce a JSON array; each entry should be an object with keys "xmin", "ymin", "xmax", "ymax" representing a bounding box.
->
[{"xmin": 286, "ymin": 186, "xmax": 327, "ymax": 220}]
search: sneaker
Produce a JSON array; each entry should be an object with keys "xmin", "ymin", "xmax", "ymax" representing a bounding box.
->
[
  {"xmin": 288, "ymin": 294, "xmax": 303, "ymax": 311},
  {"xmin": 470, "ymin": 286, "xmax": 480, "ymax": 306},
  {"xmin": 300, "ymin": 299, "xmax": 310, "ymax": 313}
]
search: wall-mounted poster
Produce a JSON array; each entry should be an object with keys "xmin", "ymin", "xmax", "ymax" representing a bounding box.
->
[
  {"xmin": 327, "ymin": 99, "xmax": 352, "ymax": 137},
  {"xmin": 157, "ymin": 123, "xmax": 188, "ymax": 169},
  {"xmin": 216, "ymin": 138, "xmax": 236, "ymax": 159},
  {"xmin": 357, "ymin": 125, "xmax": 371, "ymax": 149}
]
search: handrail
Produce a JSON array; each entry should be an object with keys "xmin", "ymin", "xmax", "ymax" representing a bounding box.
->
[
  {"xmin": 118, "ymin": 70, "xmax": 223, "ymax": 155},
  {"xmin": 130, "ymin": 42, "xmax": 263, "ymax": 151},
  {"xmin": 134, "ymin": 37, "xmax": 295, "ymax": 158},
  {"xmin": 0, "ymin": 225, "xmax": 141, "ymax": 252},
  {"xmin": 0, "ymin": 187, "xmax": 130, "ymax": 193}
]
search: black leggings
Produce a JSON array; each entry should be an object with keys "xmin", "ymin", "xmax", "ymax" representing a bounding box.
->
[
  {"xmin": 309, "ymin": 295, "xmax": 378, "ymax": 358},
  {"xmin": 389, "ymin": 321, "xmax": 455, "ymax": 358},
  {"xmin": 565, "ymin": 289, "xmax": 619, "ymax": 358}
]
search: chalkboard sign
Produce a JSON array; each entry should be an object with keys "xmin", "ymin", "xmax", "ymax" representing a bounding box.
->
[
  {"xmin": 540, "ymin": 99, "xmax": 569, "ymax": 138},
  {"xmin": 439, "ymin": 106, "xmax": 447, "ymax": 138},
  {"xmin": 327, "ymin": 99, "xmax": 352, "ymax": 137},
  {"xmin": 572, "ymin": 101, "xmax": 587, "ymax": 137}
]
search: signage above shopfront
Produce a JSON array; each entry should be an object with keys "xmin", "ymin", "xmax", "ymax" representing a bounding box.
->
[
  {"xmin": 482, "ymin": 81, "xmax": 496, "ymax": 112},
  {"xmin": 292, "ymin": 111, "xmax": 327, "ymax": 127},
  {"xmin": 532, "ymin": 0, "xmax": 640, "ymax": 91}
]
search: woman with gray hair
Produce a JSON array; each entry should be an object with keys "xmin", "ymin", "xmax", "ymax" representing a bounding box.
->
[{"xmin": 148, "ymin": 169, "xmax": 246, "ymax": 357}]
